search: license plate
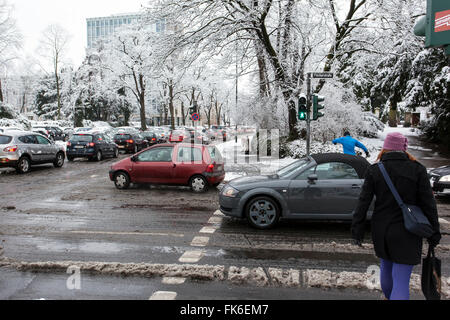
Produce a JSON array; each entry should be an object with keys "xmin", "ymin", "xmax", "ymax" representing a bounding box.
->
[
  {"xmin": 75, "ymin": 146, "xmax": 84, "ymax": 149},
  {"xmin": 118, "ymin": 146, "xmax": 125, "ymax": 149}
]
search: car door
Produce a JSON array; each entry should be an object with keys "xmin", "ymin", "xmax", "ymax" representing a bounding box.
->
[
  {"xmin": 35, "ymin": 135, "xmax": 55, "ymax": 162},
  {"xmin": 131, "ymin": 146, "xmax": 175, "ymax": 183},
  {"xmin": 288, "ymin": 162, "xmax": 362, "ymax": 216},
  {"xmin": 172, "ymin": 146, "xmax": 204, "ymax": 184},
  {"xmin": 18, "ymin": 135, "xmax": 41, "ymax": 162}
]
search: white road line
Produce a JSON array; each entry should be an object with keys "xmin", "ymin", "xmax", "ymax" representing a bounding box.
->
[
  {"xmin": 190, "ymin": 236, "xmax": 210, "ymax": 247},
  {"xmin": 69, "ymin": 231, "xmax": 184, "ymax": 238},
  {"xmin": 149, "ymin": 291, "xmax": 177, "ymax": 300},
  {"xmin": 213, "ymin": 210, "xmax": 225, "ymax": 217},
  {"xmin": 178, "ymin": 250, "xmax": 205, "ymax": 263},
  {"xmin": 208, "ymin": 216, "xmax": 223, "ymax": 224},
  {"xmin": 199, "ymin": 226, "xmax": 217, "ymax": 234},
  {"xmin": 162, "ymin": 277, "xmax": 186, "ymax": 285}
]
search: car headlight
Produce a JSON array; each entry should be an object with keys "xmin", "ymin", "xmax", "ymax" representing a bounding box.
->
[
  {"xmin": 440, "ymin": 175, "xmax": 450, "ymax": 182},
  {"xmin": 222, "ymin": 186, "xmax": 239, "ymax": 198}
]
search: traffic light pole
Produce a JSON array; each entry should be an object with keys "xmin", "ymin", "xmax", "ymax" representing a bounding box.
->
[{"xmin": 306, "ymin": 73, "xmax": 312, "ymax": 156}]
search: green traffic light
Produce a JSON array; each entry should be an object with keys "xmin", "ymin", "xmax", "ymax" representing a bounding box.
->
[{"xmin": 298, "ymin": 94, "xmax": 308, "ymax": 121}]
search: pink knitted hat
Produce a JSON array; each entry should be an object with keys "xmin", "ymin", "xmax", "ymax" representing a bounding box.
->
[{"xmin": 383, "ymin": 132, "xmax": 408, "ymax": 151}]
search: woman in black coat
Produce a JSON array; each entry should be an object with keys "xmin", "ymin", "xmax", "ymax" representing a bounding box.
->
[{"xmin": 351, "ymin": 132, "xmax": 441, "ymax": 300}]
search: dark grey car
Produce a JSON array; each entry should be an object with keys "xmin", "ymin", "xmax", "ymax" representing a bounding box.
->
[{"xmin": 219, "ymin": 153, "xmax": 373, "ymax": 229}]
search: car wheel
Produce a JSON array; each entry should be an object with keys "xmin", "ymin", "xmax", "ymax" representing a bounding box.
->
[
  {"xmin": 95, "ymin": 150, "xmax": 102, "ymax": 162},
  {"xmin": 245, "ymin": 197, "xmax": 280, "ymax": 230},
  {"xmin": 190, "ymin": 175, "xmax": 208, "ymax": 193},
  {"xmin": 114, "ymin": 172, "xmax": 130, "ymax": 190},
  {"xmin": 114, "ymin": 148, "xmax": 119, "ymax": 158},
  {"xmin": 16, "ymin": 156, "xmax": 31, "ymax": 174},
  {"xmin": 53, "ymin": 152, "xmax": 65, "ymax": 168}
]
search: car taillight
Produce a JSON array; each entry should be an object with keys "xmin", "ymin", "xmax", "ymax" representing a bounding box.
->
[
  {"xmin": 3, "ymin": 146, "xmax": 18, "ymax": 153},
  {"xmin": 126, "ymin": 140, "xmax": 134, "ymax": 144},
  {"xmin": 206, "ymin": 164, "xmax": 215, "ymax": 173},
  {"xmin": 67, "ymin": 141, "xmax": 71, "ymax": 147},
  {"xmin": 88, "ymin": 142, "xmax": 95, "ymax": 147},
  {"xmin": 152, "ymin": 138, "xmax": 156, "ymax": 141}
]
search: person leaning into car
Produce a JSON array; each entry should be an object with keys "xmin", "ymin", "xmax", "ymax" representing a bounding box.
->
[{"xmin": 351, "ymin": 132, "xmax": 441, "ymax": 300}]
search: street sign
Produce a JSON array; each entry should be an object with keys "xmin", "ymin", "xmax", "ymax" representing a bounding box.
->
[
  {"xmin": 192, "ymin": 113, "xmax": 199, "ymax": 121},
  {"xmin": 311, "ymin": 72, "xmax": 334, "ymax": 79}
]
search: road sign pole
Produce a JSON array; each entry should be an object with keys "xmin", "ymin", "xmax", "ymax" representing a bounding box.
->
[{"xmin": 306, "ymin": 73, "xmax": 312, "ymax": 157}]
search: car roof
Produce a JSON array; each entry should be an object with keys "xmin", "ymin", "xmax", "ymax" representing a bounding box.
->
[{"xmin": 311, "ymin": 153, "xmax": 370, "ymax": 179}]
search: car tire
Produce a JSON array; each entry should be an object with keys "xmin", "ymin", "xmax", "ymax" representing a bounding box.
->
[
  {"xmin": 245, "ymin": 196, "xmax": 280, "ymax": 230},
  {"xmin": 53, "ymin": 152, "xmax": 65, "ymax": 168},
  {"xmin": 114, "ymin": 172, "xmax": 130, "ymax": 190},
  {"xmin": 189, "ymin": 175, "xmax": 208, "ymax": 193},
  {"xmin": 95, "ymin": 150, "xmax": 102, "ymax": 162},
  {"xmin": 16, "ymin": 156, "xmax": 31, "ymax": 174}
]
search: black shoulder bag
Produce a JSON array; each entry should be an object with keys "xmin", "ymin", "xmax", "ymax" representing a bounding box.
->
[{"xmin": 377, "ymin": 162, "xmax": 434, "ymax": 238}]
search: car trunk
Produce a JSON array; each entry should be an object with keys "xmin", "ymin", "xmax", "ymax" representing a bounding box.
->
[{"xmin": 114, "ymin": 134, "xmax": 134, "ymax": 148}]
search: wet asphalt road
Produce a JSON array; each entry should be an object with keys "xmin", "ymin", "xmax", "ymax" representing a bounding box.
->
[{"xmin": 0, "ymin": 139, "xmax": 450, "ymax": 300}]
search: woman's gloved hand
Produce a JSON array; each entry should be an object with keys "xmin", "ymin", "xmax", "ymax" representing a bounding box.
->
[{"xmin": 427, "ymin": 232, "xmax": 441, "ymax": 248}]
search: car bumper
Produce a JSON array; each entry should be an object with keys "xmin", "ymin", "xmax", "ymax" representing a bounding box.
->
[
  {"xmin": 109, "ymin": 170, "xmax": 115, "ymax": 181},
  {"xmin": 0, "ymin": 156, "xmax": 18, "ymax": 167},
  {"xmin": 117, "ymin": 144, "xmax": 135, "ymax": 152},
  {"xmin": 66, "ymin": 148, "xmax": 96, "ymax": 157},
  {"xmin": 219, "ymin": 194, "xmax": 242, "ymax": 218}
]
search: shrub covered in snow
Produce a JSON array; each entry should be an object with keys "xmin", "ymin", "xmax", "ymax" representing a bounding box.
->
[{"xmin": 0, "ymin": 102, "xmax": 31, "ymax": 130}]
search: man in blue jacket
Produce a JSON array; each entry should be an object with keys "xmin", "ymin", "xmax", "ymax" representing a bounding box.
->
[{"xmin": 332, "ymin": 131, "xmax": 370, "ymax": 157}]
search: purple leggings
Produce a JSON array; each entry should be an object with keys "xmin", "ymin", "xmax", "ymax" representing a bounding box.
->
[{"xmin": 380, "ymin": 259, "xmax": 414, "ymax": 300}]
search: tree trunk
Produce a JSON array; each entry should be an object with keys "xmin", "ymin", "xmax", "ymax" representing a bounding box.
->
[
  {"xmin": 56, "ymin": 72, "xmax": 61, "ymax": 120},
  {"xmin": 181, "ymin": 101, "xmax": 186, "ymax": 126},
  {"xmin": 139, "ymin": 74, "xmax": 147, "ymax": 131},
  {"xmin": 169, "ymin": 82, "xmax": 175, "ymax": 130},
  {"xmin": 0, "ymin": 79, "xmax": 3, "ymax": 103}
]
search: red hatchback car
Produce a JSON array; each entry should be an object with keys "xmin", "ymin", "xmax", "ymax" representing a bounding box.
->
[{"xmin": 109, "ymin": 143, "xmax": 225, "ymax": 192}]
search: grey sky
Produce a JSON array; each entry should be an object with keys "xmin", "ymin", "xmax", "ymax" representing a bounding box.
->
[{"xmin": 12, "ymin": 0, "xmax": 148, "ymax": 68}]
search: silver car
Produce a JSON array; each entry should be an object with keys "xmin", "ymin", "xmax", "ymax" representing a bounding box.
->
[{"xmin": 0, "ymin": 130, "xmax": 66, "ymax": 174}]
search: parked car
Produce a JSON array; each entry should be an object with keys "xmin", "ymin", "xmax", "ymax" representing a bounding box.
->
[
  {"xmin": 141, "ymin": 131, "xmax": 158, "ymax": 146},
  {"xmin": 66, "ymin": 132, "xmax": 119, "ymax": 162},
  {"xmin": 0, "ymin": 131, "xmax": 66, "ymax": 174},
  {"xmin": 219, "ymin": 153, "xmax": 373, "ymax": 229},
  {"xmin": 429, "ymin": 165, "xmax": 450, "ymax": 195},
  {"xmin": 33, "ymin": 126, "xmax": 66, "ymax": 141},
  {"xmin": 113, "ymin": 133, "xmax": 148, "ymax": 154},
  {"xmin": 109, "ymin": 143, "xmax": 225, "ymax": 192},
  {"xmin": 169, "ymin": 130, "xmax": 190, "ymax": 143}
]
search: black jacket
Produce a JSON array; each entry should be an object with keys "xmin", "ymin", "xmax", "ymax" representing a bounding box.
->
[{"xmin": 352, "ymin": 152, "xmax": 440, "ymax": 265}]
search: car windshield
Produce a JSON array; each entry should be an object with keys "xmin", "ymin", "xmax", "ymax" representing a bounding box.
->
[
  {"xmin": 71, "ymin": 134, "xmax": 93, "ymax": 142},
  {"xmin": 114, "ymin": 134, "xmax": 132, "ymax": 140},
  {"xmin": 276, "ymin": 159, "xmax": 310, "ymax": 178},
  {"xmin": 0, "ymin": 135, "xmax": 12, "ymax": 144}
]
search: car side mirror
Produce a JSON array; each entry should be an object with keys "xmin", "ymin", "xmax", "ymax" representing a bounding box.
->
[
  {"xmin": 307, "ymin": 174, "xmax": 318, "ymax": 183},
  {"xmin": 131, "ymin": 156, "xmax": 138, "ymax": 162}
]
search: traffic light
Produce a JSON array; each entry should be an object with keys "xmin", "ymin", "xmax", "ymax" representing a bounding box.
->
[
  {"xmin": 414, "ymin": 0, "xmax": 450, "ymax": 56},
  {"xmin": 312, "ymin": 94, "xmax": 325, "ymax": 121},
  {"xmin": 298, "ymin": 94, "xmax": 308, "ymax": 121}
]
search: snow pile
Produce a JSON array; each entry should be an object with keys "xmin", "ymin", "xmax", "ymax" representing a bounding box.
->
[{"xmin": 0, "ymin": 102, "xmax": 31, "ymax": 130}]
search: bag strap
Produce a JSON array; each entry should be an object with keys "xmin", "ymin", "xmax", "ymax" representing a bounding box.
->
[{"xmin": 377, "ymin": 162, "xmax": 405, "ymax": 208}]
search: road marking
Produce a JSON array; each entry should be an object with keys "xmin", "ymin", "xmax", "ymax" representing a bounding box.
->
[
  {"xmin": 162, "ymin": 277, "xmax": 186, "ymax": 285},
  {"xmin": 439, "ymin": 218, "xmax": 450, "ymax": 225},
  {"xmin": 213, "ymin": 210, "xmax": 225, "ymax": 217},
  {"xmin": 208, "ymin": 216, "xmax": 223, "ymax": 224},
  {"xmin": 190, "ymin": 236, "xmax": 210, "ymax": 247},
  {"xmin": 179, "ymin": 250, "xmax": 204, "ymax": 263},
  {"xmin": 199, "ymin": 226, "xmax": 217, "ymax": 234},
  {"xmin": 149, "ymin": 291, "xmax": 177, "ymax": 300},
  {"xmin": 69, "ymin": 231, "xmax": 184, "ymax": 238},
  {"xmin": 90, "ymin": 175, "xmax": 98, "ymax": 178}
]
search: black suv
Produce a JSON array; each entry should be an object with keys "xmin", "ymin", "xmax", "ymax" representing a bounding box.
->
[{"xmin": 66, "ymin": 132, "xmax": 119, "ymax": 161}]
